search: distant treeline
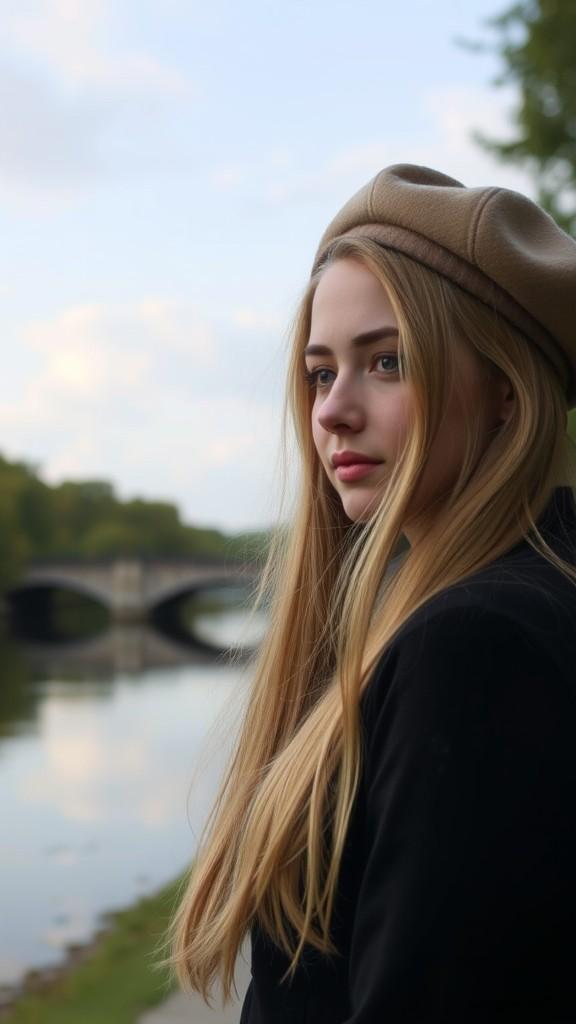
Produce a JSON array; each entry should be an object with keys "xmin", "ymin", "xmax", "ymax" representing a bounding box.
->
[{"xmin": 0, "ymin": 453, "xmax": 270, "ymax": 589}]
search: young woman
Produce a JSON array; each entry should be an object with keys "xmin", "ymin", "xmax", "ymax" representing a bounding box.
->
[{"xmin": 163, "ymin": 164, "xmax": 576, "ymax": 1021}]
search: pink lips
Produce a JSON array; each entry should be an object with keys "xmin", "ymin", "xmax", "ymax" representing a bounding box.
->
[{"xmin": 331, "ymin": 450, "xmax": 383, "ymax": 482}]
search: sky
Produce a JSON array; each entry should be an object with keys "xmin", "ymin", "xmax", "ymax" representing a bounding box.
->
[{"xmin": 0, "ymin": 0, "xmax": 536, "ymax": 533}]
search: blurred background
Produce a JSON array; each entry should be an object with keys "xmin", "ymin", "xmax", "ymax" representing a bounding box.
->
[{"xmin": 0, "ymin": 0, "xmax": 574, "ymax": 1020}]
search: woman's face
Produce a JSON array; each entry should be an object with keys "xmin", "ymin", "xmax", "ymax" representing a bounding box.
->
[{"xmin": 306, "ymin": 258, "xmax": 510, "ymax": 542}]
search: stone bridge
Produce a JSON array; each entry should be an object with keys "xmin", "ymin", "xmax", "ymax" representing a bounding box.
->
[{"xmin": 11, "ymin": 557, "xmax": 260, "ymax": 623}]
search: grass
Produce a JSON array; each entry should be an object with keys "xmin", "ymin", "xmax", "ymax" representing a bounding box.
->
[{"xmin": 2, "ymin": 872, "xmax": 188, "ymax": 1024}]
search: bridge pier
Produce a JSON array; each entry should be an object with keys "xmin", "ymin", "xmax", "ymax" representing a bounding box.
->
[{"xmin": 110, "ymin": 560, "xmax": 147, "ymax": 623}]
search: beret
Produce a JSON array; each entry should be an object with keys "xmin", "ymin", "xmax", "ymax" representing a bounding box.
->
[{"xmin": 311, "ymin": 164, "xmax": 576, "ymax": 412}]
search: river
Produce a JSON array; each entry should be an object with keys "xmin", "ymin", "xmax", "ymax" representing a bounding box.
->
[{"xmin": 0, "ymin": 605, "xmax": 266, "ymax": 999}]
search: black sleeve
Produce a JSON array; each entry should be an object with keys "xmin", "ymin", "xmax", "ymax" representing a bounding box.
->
[{"xmin": 346, "ymin": 604, "xmax": 576, "ymax": 1023}]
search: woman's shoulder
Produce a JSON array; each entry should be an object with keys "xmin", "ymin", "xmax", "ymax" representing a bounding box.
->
[
  {"xmin": 396, "ymin": 487, "xmax": 576, "ymax": 649},
  {"xmin": 411, "ymin": 543, "xmax": 575, "ymax": 636},
  {"xmin": 363, "ymin": 536, "xmax": 576, "ymax": 731}
]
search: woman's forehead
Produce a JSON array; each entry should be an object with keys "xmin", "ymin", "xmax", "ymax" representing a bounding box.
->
[{"xmin": 310, "ymin": 259, "xmax": 397, "ymax": 337}]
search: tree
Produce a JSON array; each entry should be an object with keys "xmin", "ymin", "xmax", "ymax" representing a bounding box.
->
[
  {"xmin": 461, "ymin": 0, "xmax": 576, "ymax": 235},
  {"xmin": 0, "ymin": 452, "xmax": 270, "ymax": 580}
]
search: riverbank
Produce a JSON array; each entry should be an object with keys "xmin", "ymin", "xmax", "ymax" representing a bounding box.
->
[{"xmin": 0, "ymin": 872, "xmax": 186, "ymax": 1024}]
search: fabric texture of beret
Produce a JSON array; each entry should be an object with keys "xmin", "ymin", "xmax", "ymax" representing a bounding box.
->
[{"xmin": 312, "ymin": 164, "xmax": 576, "ymax": 415}]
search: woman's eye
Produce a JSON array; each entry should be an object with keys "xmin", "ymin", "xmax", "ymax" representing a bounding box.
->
[
  {"xmin": 304, "ymin": 367, "xmax": 334, "ymax": 389},
  {"xmin": 375, "ymin": 354, "xmax": 399, "ymax": 374}
]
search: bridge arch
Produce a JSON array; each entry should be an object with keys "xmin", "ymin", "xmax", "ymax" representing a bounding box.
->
[
  {"xmin": 9, "ymin": 576, "xmax": 112, "ymax": 609},
  {"xmin": 6, "ymin": 579, "xmax": 110, "ymax": 642},
  {"xmin": 149, "ymin": 576, "xmax": 253, "ymax": 611},
  {"xmin": 14, "ymin": 558, "xmax": 260, "ymax": 634}
]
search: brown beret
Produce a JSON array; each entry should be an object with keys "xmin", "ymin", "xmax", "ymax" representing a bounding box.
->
[{"xmin": 312, "ymin": 164, "xmax": 576, "ymax": 411}]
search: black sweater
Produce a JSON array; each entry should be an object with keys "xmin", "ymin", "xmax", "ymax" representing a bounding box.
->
[{"xmin": 240, "ymin": 487, "xmax": 576, "ymax": 1023}]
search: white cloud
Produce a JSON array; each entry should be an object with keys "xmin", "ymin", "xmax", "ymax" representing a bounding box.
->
[
  {"xmin": 0, "ymin": 298, "xmax": 284, "ymax": 529},
  {"xmin": 29, "ymin": 299, "xmax": 214, "ymax": 354},
  {"xmin": 209, "ymin": 143, "xmax": 397, "ymax": 209},
  {"xmin": 4, "ymin": 0, "xmax": 188, "ymax": 97},
  {"xmin": 262, "ymin": 144, "xmax": 393, "ymax": 206},
  {"xmin": 210, "ymin": 164, "xmax": 251, "ymax": 191},
  {"xmin": 231, "ymin": 307, "xmax": 285, "ymax": 332},
  {"xmin": 22, "ymin": 307, "xmax": 152, "ymax": 401},
  {"xmin": 0, "ymin": 298, "xmax": 222, "ymax": 444},
  {"xmin": 136, "ymin": 300, "xmax": 217, "ymax": 356},
  {"xmin": 40, "ymin": 436, "xmax": 102, "ymax": 483},
  {"xmin": 216, "ymin": 85, "xmax": 535, "ymax": 213},
  {"xmin": 0, "ymin": 61, "xmax": 106, "ymax": 193},
  {"xmin": 420, "ymin": 84, "xmax": 535, "ymax": 193},
  {"xmin": 0, "ymin": 2, "xmax": 192, "ymax": 198},
  {"xmin": 209, "ymin": 148, "xmax": 295, "ymax": 193},
  {"xmin": 8, "ymin": 301, "xmax": 216, "ymax": 414}
]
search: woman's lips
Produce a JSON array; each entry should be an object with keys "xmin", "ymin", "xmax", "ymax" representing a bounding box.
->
[{"xmin": 335, "ymin": 462, "xmax": 382, "ymax": 482}]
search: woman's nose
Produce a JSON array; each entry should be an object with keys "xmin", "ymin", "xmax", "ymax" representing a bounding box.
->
[{"xmin": 315, "ymin": 376, "xmax": 366, "ymax": 434}]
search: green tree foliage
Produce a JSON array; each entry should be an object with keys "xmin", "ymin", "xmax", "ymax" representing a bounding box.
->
[
  {"xmin": 0, "ymin": 455, "xmax": 46, "ymax": 589},
  {"xmin": 0, "ymin": 453, "xmax": 266, "ymax": 587},
  {"xmin": 462, "ymin": 0, "xmax": 576, "ymax": 235}
]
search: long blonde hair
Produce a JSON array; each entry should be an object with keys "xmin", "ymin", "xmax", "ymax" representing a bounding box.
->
[{"xmin": 158, "ymin": 238, "xmax": 576, "ymax": 1004}]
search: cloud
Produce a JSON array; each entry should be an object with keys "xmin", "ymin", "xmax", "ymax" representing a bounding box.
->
[
  {"xmin": 211, "ymin": 85, "xmax": 534, "ymax": 212},
  {"xmin": 262, "ymin": 144, "xmax": 393, "ymax": 207},
  {"xmin": 136, "ymin": 300, "xmax": 218, "ymax": 356},
  {"xmin": 0, "ymin": 298, "xmax": 222, "ymax": 451},
  {"xmin": 15, "ymin": 301, "xmax": 216, "ymax": 407},
  {"xmin": 4, "ymin": 0, "xmax": 188, "ymax": 97},
  {"xmin": 210, "ymin": 147, "xmax": 295, "ymax": 191},
  {"xmin": 209, "ymin": 143, "xmax": 395, "ymax": 207},
  {"xmin": 22, "ymin": 307, "xmax": 151, "ymax": 401},
  {"xmin": 0, "ymin": 61, "xmax": 107, "ymax": 192},
  {"xmin": 231, "ymin": 307, "xmax": 285, "ymax": 332},
  {"xmin": 0, "ymin": 2, "xmax": 192, "ymax": 197},
  {"xmin": 0, "ymin": 298, "xmax": 284, "ymax": 529},
  {"xmin": 0, "ymin": 56, "xmax": 189, "ymax": 198},
  {"xmin": 419, "ymin": 84, "xmax": 535, "ymax": 193}
]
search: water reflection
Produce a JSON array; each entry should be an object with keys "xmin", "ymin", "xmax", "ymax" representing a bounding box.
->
[{"xmin": 0, "ymin": 604, "xmax": 267, "ymax": 995}]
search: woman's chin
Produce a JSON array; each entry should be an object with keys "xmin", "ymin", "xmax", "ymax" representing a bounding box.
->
[{"xmin": 339, "ymin": 490, "xmax": 380, "ymax": 523}]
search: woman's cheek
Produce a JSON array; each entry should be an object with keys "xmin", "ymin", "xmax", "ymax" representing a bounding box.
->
[
  {"xmin": 311, "ymin": 416, "xmax": 332, "ymax": 475},
  {"xmin": 378, "ymin": 404, "xmax": 411, "ymax": 458}
]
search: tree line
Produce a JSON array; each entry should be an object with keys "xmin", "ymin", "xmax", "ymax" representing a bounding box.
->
[{"xmin": 0, "ymin": 453, "xmax": 269, "ymax": 591}]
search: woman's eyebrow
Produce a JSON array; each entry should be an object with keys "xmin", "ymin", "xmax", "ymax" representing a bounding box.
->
[{"xmin": 303, "ymin": 326, "xmax": 399, "ymax": 356}]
